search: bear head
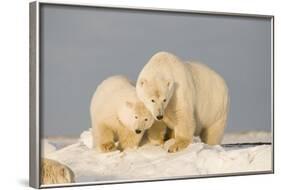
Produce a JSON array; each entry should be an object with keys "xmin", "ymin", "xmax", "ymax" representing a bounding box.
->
[
  {"xmin": 118, "ymin": 100, "xmax": 154, "ymax": 135},
  {"xmin": 136, "ymin": 76, "xmax": 175, "ymax": 121}
]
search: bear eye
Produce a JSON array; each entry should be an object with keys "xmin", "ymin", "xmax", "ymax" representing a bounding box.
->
[
  {"xmin": 163, "ymin": 99, "xmax": 167, "ymax": 102},
  {"xmin": 144, "ymin": 118, "xmax": 148, "ymax": 121},
  {"xmin": 135, "ymin": 116, "xmax": 138, "ymax": 119},
  {"xmin": 151, "ymin": 99, "xmax": 155, "ymax": 103}
]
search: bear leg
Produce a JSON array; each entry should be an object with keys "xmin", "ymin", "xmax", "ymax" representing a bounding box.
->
[
  {"xmin": 147, "ymin": 121, "xmax": 167, "ymax": 145},
  {"xmin": 96, "ymin": 125, "xmax": 116, "ymax": 152},
  {"xmin": 168, "ymin": 114, "xmax": 195, "ymax": 153},
  {"xmin": 117, "ymin": 128, "xmax": 141, "ymax": 151},
  {"xmin": 200, "ymin": 113, "xmax": 227, "ymax": 145}
]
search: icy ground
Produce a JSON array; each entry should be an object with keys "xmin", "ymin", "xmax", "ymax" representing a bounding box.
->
[{"xmin": 43, "ymin": 130, "xmax": 272, "ymax": 183}]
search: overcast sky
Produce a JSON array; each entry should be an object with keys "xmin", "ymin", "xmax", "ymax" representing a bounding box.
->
[{"xmin": 40, "ymin": 4, "xmax": 272, "ymax": 137}]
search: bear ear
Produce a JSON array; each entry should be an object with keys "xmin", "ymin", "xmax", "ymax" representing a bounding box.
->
[
  {"xmin": 126, "ymin": 101, "xmax": 133, "ymax": 108},
  {"xmin": 139, "ymin": 78, "xmax": 147, "ymax": 87}
]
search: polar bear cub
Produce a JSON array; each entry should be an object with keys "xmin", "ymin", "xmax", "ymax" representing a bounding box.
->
[
  {"xmin": 90, "ymin": 75, "xmax": 154, "ymax": 152},
  {"xmin": 136, "ymin": 52, "xmax": 229, "ymax": 153}
]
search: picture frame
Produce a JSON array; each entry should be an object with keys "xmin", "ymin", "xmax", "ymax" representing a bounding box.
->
[{"xmin": 29, "ymin": 1, "xmax": 274, "ymax": 188}]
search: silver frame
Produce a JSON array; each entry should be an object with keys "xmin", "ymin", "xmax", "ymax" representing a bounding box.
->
[{"xmin": 29, "ymin": 1, "xmax": 275, "ymax": 188}]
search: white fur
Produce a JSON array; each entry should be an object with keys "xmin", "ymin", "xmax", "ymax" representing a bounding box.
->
[
  {"xmin": 136, "ymin": 52, "xmax": 229, "ymax": 152},
  {"xmin": 188, "ymin": 61, "xmax": 229, "ymax": 140},
  {"xmin": 41, "ymin": 159, "xmax": 75, "ymax": 185},
  {"xmin": 90, "ymin": 75, "xmax": 154, "ymax": 152}
]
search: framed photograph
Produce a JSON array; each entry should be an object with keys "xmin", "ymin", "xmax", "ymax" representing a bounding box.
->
[{"xmin": 29, "ymin": 1, "xmax": 274, "ymax": 188}]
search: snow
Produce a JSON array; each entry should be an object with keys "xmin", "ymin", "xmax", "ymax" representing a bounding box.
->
[
  {"xmin": 222, "ymin": 131, "xmax": 271, "ymax": 144},
  {"xmin": 41, "ymin": 139, "xmax": 57, "ymax": 157},
  {"xmin": 79, "ymin": 129, "xmax": 93, "ymax": 149},
  {"xmin": 44, "ymin": 129, "xmax": 272, "ymax": 183}
]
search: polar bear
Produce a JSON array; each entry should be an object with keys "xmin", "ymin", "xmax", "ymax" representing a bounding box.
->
[
  {"xmin": 145, "ymin": 120, "xmax": 168, "ymax": 146},
  {"xmin": 90, "ymin": 75, "xmax": 155, "ymax": 152},
  {"xmin": 41, "ymin": 159, "xmax": 75, "ymax": 185},
  {"xmin": 136, "ymin": 52, "xmax": 229, "ymax": 153}
]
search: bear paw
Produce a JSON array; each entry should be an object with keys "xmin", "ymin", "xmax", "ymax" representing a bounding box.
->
[
  {"xmin": 168, "ymin": 140, "xmax": 190, "ymax": 153},
  {"xmin": 149, "ymin": 139, "xmax": 164, "ymax": 146},
  {"xmin": 100, "ymin": 142, "xmax": 116, "ymax": 152}
]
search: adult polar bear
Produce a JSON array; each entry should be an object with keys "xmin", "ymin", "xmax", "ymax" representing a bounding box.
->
[{"xmin": 136, "ymin": 52, "xmax": 229, "ymax": 153}]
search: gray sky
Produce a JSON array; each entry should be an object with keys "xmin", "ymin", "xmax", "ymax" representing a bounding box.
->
[{"xmin": 40, "ymin": 4, "xmax": 272, "ymax": 137}]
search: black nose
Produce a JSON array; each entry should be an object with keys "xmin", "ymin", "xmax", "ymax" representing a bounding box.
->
[
  {"xmin": 156, "ymin": 115, "xmax": 163, "ymax": 120},
  {"xmin": 135, "ymin": 129, "xmax": 142, "ymax": 134}
]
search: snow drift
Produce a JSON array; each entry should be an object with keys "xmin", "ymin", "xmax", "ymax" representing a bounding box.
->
[{"xmin": 44, "ymin": 130, "xmax": 272, "ymax": 183}]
